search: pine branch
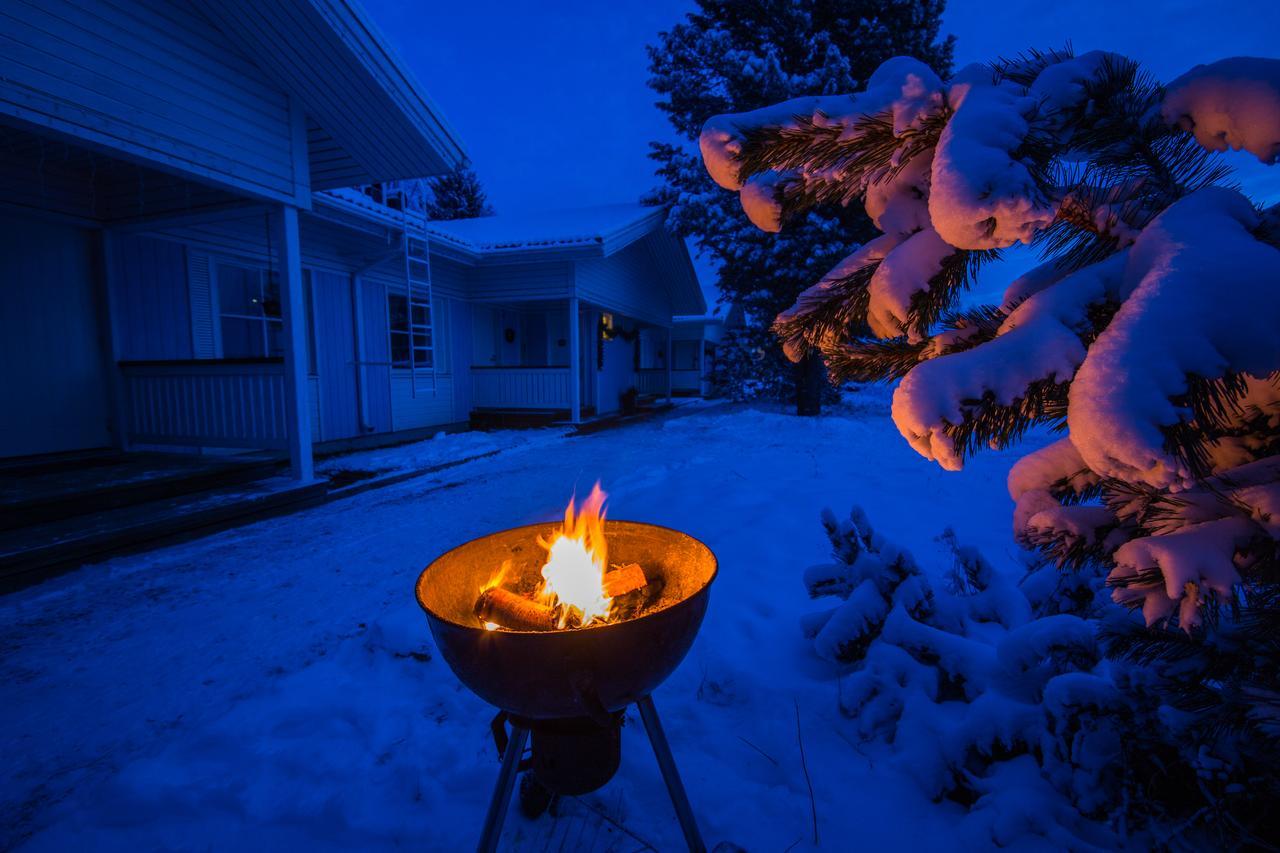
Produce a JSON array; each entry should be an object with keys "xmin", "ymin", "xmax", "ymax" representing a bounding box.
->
[
  {"xmin": 821, "ymin": 304, "xmax": 1005, "ymax": 384},
  {"xmin": 905, "ymin": 248, "xmax": 1002, "ymax": 336},
  {"xmin": 990, "ymin": 45, "xmax": 1075, "ymax": 89},
  {"xmin": 942, "ymin": 378, "xmax": 1071, "ymax": 463},
  {"xmin": 772, "ymin": 261, "xmax": 877, "ymax": 360}
]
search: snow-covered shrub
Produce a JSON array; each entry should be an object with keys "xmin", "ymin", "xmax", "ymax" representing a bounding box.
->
[
  {"xmin": 803, "ymin": 507, "xmax": 1140, "ymax": 845},
  {"xmin": 706, "ymin": 50, "xmax": 1280, "ymax": 845}
]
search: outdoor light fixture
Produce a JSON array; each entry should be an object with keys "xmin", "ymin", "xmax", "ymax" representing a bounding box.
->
[{"xmin": 415, "ymin": 486, "xmax": 716, "ymax": 852}]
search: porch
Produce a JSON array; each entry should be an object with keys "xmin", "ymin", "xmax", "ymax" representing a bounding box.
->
[{"xmin": 467, "ymin": 299, "xmax": 674, "ymax": 422}]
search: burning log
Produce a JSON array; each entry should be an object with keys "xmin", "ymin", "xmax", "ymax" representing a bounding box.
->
[
  {"xmin": 602, "ymin": 563, "xmax": 647, "ymax": 598},
  {"xmin": 475, "ymin": 587, "xmax": 556, "ymax": 631}
]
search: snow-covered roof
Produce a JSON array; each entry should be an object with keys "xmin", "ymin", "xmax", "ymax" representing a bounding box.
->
[{"xmin": 422, "ymin": 203, "xmax": 665, "ymax": 255}]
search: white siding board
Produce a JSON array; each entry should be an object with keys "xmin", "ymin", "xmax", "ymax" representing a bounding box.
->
[
  {"xmin": 575, "ymin": 239, "xmax": 674, "ymax": 327},
  {"xmin": 0, "ymin": 0, "xmax": 298, "ymax": 202},
  {"xmin": 467, "ymin": 262, "xmax": 571, "ymax": 302},
  {"xmin": 390, "ymin": 375, "xmax": 457, "ymax": 431}
]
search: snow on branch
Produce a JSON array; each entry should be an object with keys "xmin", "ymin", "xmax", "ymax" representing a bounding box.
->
[
  {"xmin": 1163, "ymin": 57, "xmax": 1280, "ymax": 164},
  {"xmin": 891, "ymin": 252, "xmax": 1126, "ymax": 470},
  {"xmin": 1067, "ymin": 188, "xmax": 1280, "ymax": 490}
]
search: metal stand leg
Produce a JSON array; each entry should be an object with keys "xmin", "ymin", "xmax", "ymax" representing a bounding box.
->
[
  {"xmin": 636, "ymin": 695, "xmax": 706, "ymax": 853},
  {"xmin": 478, "ymin": 722, "xmax": 528, "ymax": 853}
]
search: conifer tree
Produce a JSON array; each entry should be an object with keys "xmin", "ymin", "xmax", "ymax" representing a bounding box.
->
[
  {"xmin": 425, "ymin": 159, "xmax": 494, "ymax": 221},
  {"xmin": 646, "ymin": 0, "xmax": 954, "ymax": 413},
  {"xmin": 704, "ymin": 51, "xmax": 1280, "ymax": 845}
]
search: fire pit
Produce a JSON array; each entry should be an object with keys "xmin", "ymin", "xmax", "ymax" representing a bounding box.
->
[{"xmin": 416, "ymin": 486, "xmax": 716, "ymax": 852}]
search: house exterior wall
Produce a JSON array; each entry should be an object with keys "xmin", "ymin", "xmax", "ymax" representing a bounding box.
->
[
  {"xmin": 310, "ymin": 269, "xmax": 361, "ymax": 441},
  {"xmin": 574, "ymin": 239, "xmax": 674, "ymax": 327},
  {"xmin": 597, "ymin": 315, "xmax": 639, "ymax": 414},
  {"xmin": 0, "ymin": 0, "xmax": 305, "ymax": 204},
  {"xmin": 110, "ymin": 234, "xmax": 192, "ymax": 360},
  {"xmin": 0, "ymin": 214, "xmax": 110, "ymax": 457},
  {"xmin": 98, "ymin": 218, "xmax": 470, "ymax": 447},
  {"xmin": 466, "ymin": 261, "xmax": 571, "ymax": 302}
]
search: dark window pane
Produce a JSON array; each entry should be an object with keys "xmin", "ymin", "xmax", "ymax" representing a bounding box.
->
[
  {"xmin": 412, "ymin": 332, "xmax": 432, "ymax": 349},
  {"xmin": 218, "ymin": 265, "xmax": 258, "ymax": 315},
  {"xmin": 221, "ymin": 317, "xmax": 263, "ymax": 358},
  {"xmin": 390, "ymin": 332, "xmax": 410, "ymax": 367},
  {"xmin": 414, "ymin": 348, "xmax": 433, "ymax": 368},
  {"xmin": 266, "ymin": 320, "xmax": 284, "ymax": 358},
  {"xmin": 388, "ymin": 294, "xmax": 409, "ymax": 332},
  {"xmin": 261, "ymin": 271, "xmax": 281, "ymax": 318},
  {"xmin": 673, "ymin": 341, "xmax": 698, "ymax": 370},
  {"xmin": 411, "ymin": 303, "xmax": 430, "ymax": 326}
]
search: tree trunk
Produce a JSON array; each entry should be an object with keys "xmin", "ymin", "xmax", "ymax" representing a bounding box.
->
[{"xmin": 795, "ymin": 350, "xmax": 825, "ymax": 416}]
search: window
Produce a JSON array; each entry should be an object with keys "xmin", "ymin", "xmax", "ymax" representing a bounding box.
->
[
  {"xmin": 672, "ymin": 340, "xmax": 699, "ymax": 370},
  {"xmin": 388, "ymin": 291, "xmax": 434, "ymax": 369},
  {"xmin": 217, "ymin": 262, "xmax": 282, "ymax": 358}
]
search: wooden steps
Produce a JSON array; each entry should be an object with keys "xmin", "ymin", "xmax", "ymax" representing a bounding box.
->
[
  {"xmin": 0, "ymin": 452, "xmax": 283, "ymax": 531},
  {"xmin": 0, "ymin": 474, "xmax": 325, "ymax": 593}
]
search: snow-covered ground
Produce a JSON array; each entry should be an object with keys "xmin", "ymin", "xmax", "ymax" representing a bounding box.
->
[{"xmin": 2, "ymin": 390, "xmax": 1047, "ymax": 851}]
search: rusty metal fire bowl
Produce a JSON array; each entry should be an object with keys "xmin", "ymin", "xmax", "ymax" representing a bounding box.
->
[{"xmin": 416, "ymin": 520, "xmax": 718, "ymax": 720}]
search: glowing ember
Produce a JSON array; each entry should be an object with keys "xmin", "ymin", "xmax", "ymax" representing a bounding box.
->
[{"xmin": 537, "ymin": 483, "xmax": 612, "ymax": 627}]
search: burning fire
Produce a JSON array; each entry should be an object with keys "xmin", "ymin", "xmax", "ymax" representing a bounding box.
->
[
  {"xmin": 537, "ymin": 483, "xmax": 612, "ymax": 627},
  {"xmin": 475, "ymin": 483, "xmax": 648, "ymax": 631}
]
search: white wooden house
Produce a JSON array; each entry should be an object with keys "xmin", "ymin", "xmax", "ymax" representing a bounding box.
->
[
  {"xmin": 671, "ymin": 301, "xmax": 744, "ymax": 396},
  {"xmin": 0, "ymin": 0, "xmax": 703, "ymax": 484}
]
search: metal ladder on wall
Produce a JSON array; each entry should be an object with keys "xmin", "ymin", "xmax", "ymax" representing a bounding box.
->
[{"xmin": 402, "ymin": 188, "xmax": 436, "ymax": 399}]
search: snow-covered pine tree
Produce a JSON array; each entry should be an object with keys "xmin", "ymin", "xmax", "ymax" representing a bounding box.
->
[
  {"xmin": 424, "ymin": 159, "xmax": 494, "ymax": 221},
  {"xmin": 645, "ymin": 0, "xmax": 954, "ymax": 413},
  {"xmin": 704, "ymin": 52, "xmax": 1280, "ymax": 844}
]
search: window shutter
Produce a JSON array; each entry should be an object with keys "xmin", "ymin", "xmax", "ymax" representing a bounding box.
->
[{"xmin": 187, "ymin": 250, "xmax": 216, "ymax": 358}]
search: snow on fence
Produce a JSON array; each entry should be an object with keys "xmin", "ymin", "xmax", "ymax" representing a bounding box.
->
[
  {"xmin": 120, "ymin": 360, "xmax": 290, "ymax": 449},
  {"xmin": 470, "ymin": 367, "xmax": 572, "ymax": 409}
]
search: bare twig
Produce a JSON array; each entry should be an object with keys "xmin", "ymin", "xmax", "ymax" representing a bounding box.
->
[
  {"xmin": 795, "ymin": 699, "xmax": 819, "ymax": 846},
  {"xmin": 574, "ymin": 796, "xmax": 660, "ymax": 851},
  {"xmin": 738, "ymin": 735, "xmax": 780, "ymax": 766}
]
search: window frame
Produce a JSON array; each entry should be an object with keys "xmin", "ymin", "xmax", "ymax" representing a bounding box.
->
[
  {"xmin": 214, "ymin": 260, "xmax": 284, "ymax": 360},
  {"xmin": 387, "ymin": 289, "xmax": 438, "ymax": 371}
]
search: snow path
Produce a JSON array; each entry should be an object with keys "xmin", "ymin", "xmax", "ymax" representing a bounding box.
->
[{"xmin": 2, "ymin": 391, "xmax": 1043, "ymax": 851}]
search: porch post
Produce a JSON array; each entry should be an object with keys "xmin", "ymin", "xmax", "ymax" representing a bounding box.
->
[
  {"xmin": 274, "ymin": 204, "xmax": 314, "ymax": 481},
  {"xmin": 568, "ymin": 296, "xmax": 582, "ymax": 423},
  {"xmin": 665, "ymin": 327, "xmax": 673, "ymax": 405},
  {"xmin": 96, "ymin": 229, "xmax": 130, "ymax": 451},
  {"xmin": 351, "ymin": 272, "xmax": 371, "ymax": 433}
]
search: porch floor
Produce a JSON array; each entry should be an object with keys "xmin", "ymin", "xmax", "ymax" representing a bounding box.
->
[{"xmin": 0, "ymin": 451, "xmax": 323, "ymax": 592}]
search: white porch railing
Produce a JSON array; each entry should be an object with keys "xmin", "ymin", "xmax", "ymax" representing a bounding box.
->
[
  {"xmin": 471, "ymin": 367, "xmax": 571, "ymax": 409},
  {"xmin": 120, "ymin": 360, "xmax": 290, "ymax": 449},
  {"xmin": 671, "ymin": 368, "xmax": 702, "ymax": 392},
  {"xmin": 636, "ymin": 369, "xmax": 669, "ymax": 396}
]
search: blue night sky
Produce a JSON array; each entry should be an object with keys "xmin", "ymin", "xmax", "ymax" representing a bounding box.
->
[{"xmin": 363, "ymin": 0, "xmax": 1280, "ymax": 217}]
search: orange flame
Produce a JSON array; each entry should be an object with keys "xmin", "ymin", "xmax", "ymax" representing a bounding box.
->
[{"xmin": 536, "ymin": 483, "xmax": 612, "ymax": 627}]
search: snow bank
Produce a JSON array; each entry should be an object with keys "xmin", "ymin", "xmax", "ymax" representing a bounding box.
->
[{"xmin": 1163, "ymin": 57, "xmax": 1280, "ymax": 164}]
